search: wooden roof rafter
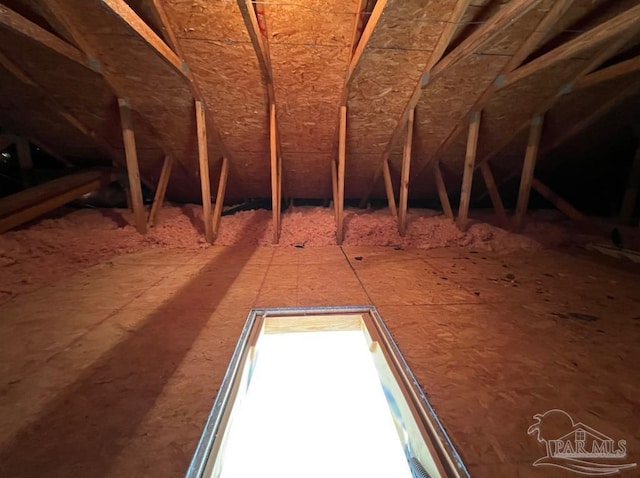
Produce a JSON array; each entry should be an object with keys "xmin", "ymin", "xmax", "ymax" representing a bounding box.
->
[
  {"xmin": 574, "ymin": 54, "xmax": 640, "ymax": 91},
  {"xmin": 0, "ymin": 49, "xmax": 120, "ymax": 166},
  {"xmin": 98, "ymin": 0, "xmax": 192, "ymax": 83},
  {"xmin": 543, "ymin": 80, "xmax": 640, "ymax": 155},
  {"xmin": 0, "ymin": 3, "xmax": 100, "ymax": 73},
  {"xmin": 477, "ymin": 30, "xmax": 638, "ymax": 169},
  {"xmin": 409, "ymin": 1, "xmax": 576, "ymax": 184},
  {"xmin": 360, "ymin": 0, "xmax": 541, "ymax": 205},
  {"xmin": 146, "ymin": 0, "xmax": 242, "ymax": 165},
  {"xmin": 343, "ymin": 0, "xmax": 389, "ymax": 95},
  {"xmin": 236, "ymin": 0, "xmax": 274, "ymax": 100},
  {"xmin": 501, "ymin": 3, "xmax": 640, "ymax": 90},
  {"xmin": 40, "ymin": 0, "xmax": 241, "ymax": 202}
]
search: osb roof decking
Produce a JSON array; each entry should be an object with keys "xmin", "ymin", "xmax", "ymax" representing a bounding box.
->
[
  {"xmin": 0, "ymin": 0, "xmax": 638, "ymax": 203},
  {"xmin": 265, "ymin": 0, "xmax": 359, "ymax": 197}
]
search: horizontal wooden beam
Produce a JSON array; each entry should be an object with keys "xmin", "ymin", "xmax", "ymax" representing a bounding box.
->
[
  {"xmin": 574, "ymin": 55, "xmax": 640, "ymax": 91},
  {"xmin": 0, "ymin": 170, "xmax": 107, "ymax": 233},
  {"xmin": 502, "ymin": 4, "xmax": 640, "ymax": 88},
  {"xmin": 0, "ymin": 4, "xmax": 100, "ymax": 72},
  {"xmin": 99, "ymin": 0, "xmax": 188, "ymax": 79}
]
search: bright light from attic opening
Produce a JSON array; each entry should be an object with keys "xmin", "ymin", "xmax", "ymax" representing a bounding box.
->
[{"xmin": 216, "ymin": 330, "xmax": 413, "ymax": 478}]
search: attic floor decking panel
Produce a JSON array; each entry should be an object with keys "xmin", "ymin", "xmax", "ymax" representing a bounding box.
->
[{"xmin": 0, "ymin": 247, "xmax": 638, "ymax": 477}]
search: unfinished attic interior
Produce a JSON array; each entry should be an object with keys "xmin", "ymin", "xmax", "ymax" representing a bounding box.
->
[{"xmin": 1, "ymin": 0, "xmax": 640, "ymax": 475}]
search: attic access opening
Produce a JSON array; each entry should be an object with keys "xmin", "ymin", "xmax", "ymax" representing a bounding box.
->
[{"xmin": 187, "ymin": 306, "xmax": 469, "ymax": 478}]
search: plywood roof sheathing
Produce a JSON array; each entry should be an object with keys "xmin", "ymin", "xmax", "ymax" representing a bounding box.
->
[
  {"xmin": 100, "ymin": 0, "xmax": 190, "ymax": 82},
  {"xmin": 265, "ymin": 0, "xmax": 360, "ymax": 198},
  {"xmin": 502, "ymin": 3, "xmax": 640, "ymax": 89},
  {"xmin": 542, "ymin": 73, "xmax": 640, "ymax": 155},
  {"xmin": 503, "ymin": 0, "xmax": 576, "ymax": 73},
  {"xmin": 39, "ymin": 0, "xmax": 222, "ymax": 202},
  {"xmin": 358, "ymin": 0, "xmax": 542, "ymax": 204},
  {"xmin": 0, "ymin": 4, "xmax": 99, "ymax": 72},
  {"xmin": 0, "ymin": 49, "xmax": 120, "ymax": 166},
  {"xmin": 417, "ymin": 0, "xmax": 579, "ymax": 182},
  {"xmin": 162, "ymin": 0, "xmax": 270, "ymax": 199},
  {"xmin": 476, "ymin": 30, "xmax": 638, "ymax": 171}
]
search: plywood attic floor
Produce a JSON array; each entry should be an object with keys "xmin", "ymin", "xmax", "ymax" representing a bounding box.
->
[{"xmin": 1, "ymin": 220, "xmax": 640, "ymax": 477}]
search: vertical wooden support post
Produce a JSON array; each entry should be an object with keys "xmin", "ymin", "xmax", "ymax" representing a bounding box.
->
[
  {"xmin": 118, "ymin": 98, "xmax": 147, "ymax": 234},
  {"xmin": 195, "ymin": 100, "xmax": 214, "ymax": 244},
  {"xmin": 213, "ymin": 156, "xmax": 229, "ymax": 238},
  {"xmin": 148, "ymin": 155, "xmax": 173, "ymax": 226},
  {"xmin": 270, "ymin": 104, "xmax": 279, "ymax": 244},
  {"xmin": 331, "ymin": 160, "xmax": 339, "ymax": 222},
  {"xmin": 457, "ymin": 111, "xmax": 481, "ymax": 230},
  {"xmin": 513, "ymin": 114, "xmax": 544, "ymax": 231},
  {"xmin": 479, "ymin": 161, "xmax": 509, "ymax": 228},
  {"xmin": 398, "ymin": 109, "xmax": 415, "ymax": 235},
  {"xmin": 277, "ymin": 149, "xmax": 282, "ymax": 234},
  {"xmin": 434, "ymin": 162, "xmax": 454, "ymax": 219},
  {"xmin": 337, "ymin": 106, "xmax": 347, "ymax": 244},
  {"xmin": 382, "ymin": 160, "xmax": 397, "ymax": 218},
  {"xmin": 619, "ymin": 141, "xmax": 640, "ymax": 225}
]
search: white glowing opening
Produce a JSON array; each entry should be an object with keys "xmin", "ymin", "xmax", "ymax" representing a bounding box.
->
[{"xmin": 215, "ymin": 330, "xmax": 414, "ymax": 478}]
